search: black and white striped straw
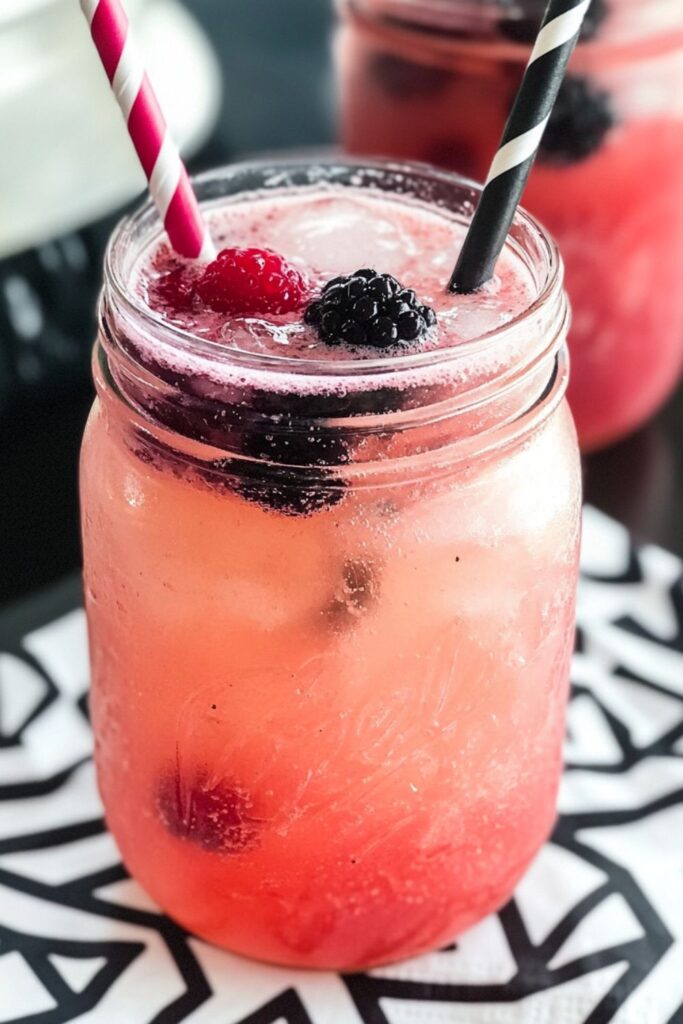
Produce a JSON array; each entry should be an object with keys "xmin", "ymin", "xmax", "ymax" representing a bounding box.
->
[{"xmin": 449, "ymin": 0, "xmax": 592, "ymax": 294}]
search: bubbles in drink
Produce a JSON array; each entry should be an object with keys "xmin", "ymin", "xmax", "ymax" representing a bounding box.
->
[{"xmin": 135, "ymin": 185, "xmax": 537, "ymax": 375}]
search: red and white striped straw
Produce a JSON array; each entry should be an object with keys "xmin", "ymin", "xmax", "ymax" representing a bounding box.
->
[{"xmin": 80, "ymin": 0, "xmax": 215, "ymax": 262}]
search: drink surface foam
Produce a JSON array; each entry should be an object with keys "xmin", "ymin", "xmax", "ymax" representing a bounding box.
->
[{"xmin": 130, "ymin": 185, "xmax": 541, "ymax": 396}]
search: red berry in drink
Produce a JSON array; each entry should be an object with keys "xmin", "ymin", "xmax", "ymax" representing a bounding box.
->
[
  {"xmin": 157, "ymin": 769, "xmax": 260, "ymax": 853},
  {"xmin": 148, "ymin": 266, "xmax": 198, "ymax": 313},
  {"xmin": 197, "ymin": 246, "xmax": 307, "ymax": 315}
]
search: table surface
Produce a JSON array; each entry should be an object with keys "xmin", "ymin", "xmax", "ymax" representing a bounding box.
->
[{"xmin": 0, "ymin": 0, "xmax": 681, "ymax": 612}]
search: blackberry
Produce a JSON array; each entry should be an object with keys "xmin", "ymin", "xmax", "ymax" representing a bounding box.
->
[
  {"xmin": 235, "ymin": 412, "xmax": 348, "ymax": 517},
  {"xmin": 127, "ymin": 363, "xmax": 443, "ymax": 520},
  {"xmin": 499, "ymin": 0, "xmax": 607, "ymax": 43},
  {"xmin": 131, "ymin": 405, "xmax": 347, "ymax": 518},
  {"xmin": 579, "ymin": 0, "xmax": 608, "ymax": 42},
  {"xmin": 305, "ymin": 269, "xmax": 437, "ymax": 350},
  {"xmin": 241, "ymin": 415, "xmax": 348, "ymax": 470},
  {"xmin": 577, "ymin": 0, "xmax": 608, "ymax": 41},
  {"xmin": 233, "ymin": 465, "xmax": 345, "ymax": 518},
  {"xmin": 539, "ymin": 75, "xmax": 615, "ymax": 164}
]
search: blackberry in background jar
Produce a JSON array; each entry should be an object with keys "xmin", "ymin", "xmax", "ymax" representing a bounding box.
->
[{"xmin": 338, "ymin": 0, "xmax": 683, "ymax": 449}]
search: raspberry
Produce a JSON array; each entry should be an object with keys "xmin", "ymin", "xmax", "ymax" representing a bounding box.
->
[
  {"xmin": 156, "ymin": 768, "xmax": 260, "ymax": 853},
  {"xmin": 196, "ymin": 246, "xmax": 307, "ymax": 316},
  {"xmin": 305, "ymin": 269, "xmax": 437, "ymax": 350}
]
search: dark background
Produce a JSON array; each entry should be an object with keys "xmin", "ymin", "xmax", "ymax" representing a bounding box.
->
[{"xmin": 1, "ymin": 0, "xmax": 681, "ymax": 609}]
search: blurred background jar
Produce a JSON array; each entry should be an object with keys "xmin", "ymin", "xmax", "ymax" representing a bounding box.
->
[
  {"xmin": 0, "ymin": 0, "xmax": 219, "ymax": 400},
  {"xmin": 0, "ymin": 0, "xmax": 220, "ymax": 601},
  {"xmin": 337, "ymin": 0, "xmax": 683, "ymax": 451}
]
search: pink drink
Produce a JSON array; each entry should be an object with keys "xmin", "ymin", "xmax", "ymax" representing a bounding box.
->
[
  {"xmin": 337, "ymin": 0, "xmax": 683, "ymax": 450},
  {"xmin": 81, "ymin": 161, "xmax": 581, "ymax": 969}
]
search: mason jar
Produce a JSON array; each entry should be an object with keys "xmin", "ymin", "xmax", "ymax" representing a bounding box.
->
[
  {"xmin": 337, "ymin": 0, "xmax": 683, "ymax": 449},
  {"xmin": 81, "ymin": 160, "xmax": 581, "ymax": 969}
]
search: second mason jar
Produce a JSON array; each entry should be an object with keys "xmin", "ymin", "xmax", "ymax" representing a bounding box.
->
[{"xmin": 338, "ymin": 0, "xmax": 683, "ymax": 449}]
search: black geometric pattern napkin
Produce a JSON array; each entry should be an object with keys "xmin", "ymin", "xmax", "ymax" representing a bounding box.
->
[{"xmin": 0, "ymin": 506, "xmax": 681, "ymax": 1023}]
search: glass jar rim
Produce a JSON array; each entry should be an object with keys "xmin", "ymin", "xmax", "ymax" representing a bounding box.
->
[
  {"xmin": 342, "ymin": 0, "xmax": 683, "ymax": 55},
  {"xmin": 103, "ymin": 157, "xmax": 566, "ymax": 392}
]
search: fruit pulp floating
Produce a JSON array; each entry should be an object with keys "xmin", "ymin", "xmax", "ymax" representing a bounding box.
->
[
  {"xmin": 337, "ymin": 0, "xmax": 683, "ymax": 449},
  {"xmin": 80, "ymin": 160, "xmax": 582, "ymax": 969}
]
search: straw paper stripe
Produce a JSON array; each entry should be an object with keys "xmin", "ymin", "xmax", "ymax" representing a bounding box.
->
[
  {"xmin": 80, "ymin": 0, "xmax": 100, "ymax": 25},
  {"xmin": 80, "ymin": 0, "xmax": 215, "ymax": 261},
  {"xmin": 150, "ymin": 133, "xmax": 184, "ymax": 219},
  {"xmin": 529, "ymin": 0, "xmax": 591, "ymax": 63},
  {"xmin": 449, "ymin": 0, "xmax": 591, "ymax": 293},
  {"xmin": 89, "ymin": 0, "xmax": 128, "ymax": 83},
  {"xmin": 112, "ymin": 34, "xmax": 145, "ymax": 120},
  {"xmin": 127, "ymin": 81, "xmax": 165, "ymax": 177},
  {"xmin": 485, "ymin": 119, "xmax": 550, "ymax": 184}
]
